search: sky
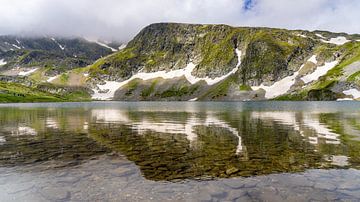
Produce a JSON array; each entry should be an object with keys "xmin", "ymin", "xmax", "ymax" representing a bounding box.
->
[{"xmin": 0, "ymin": 0, "xmax": 359, "ymax": 42}]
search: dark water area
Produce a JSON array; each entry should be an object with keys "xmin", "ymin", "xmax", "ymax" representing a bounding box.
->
[{"xmin": 0, "ymin": 101, "xmax": 360, "ymax": 201}]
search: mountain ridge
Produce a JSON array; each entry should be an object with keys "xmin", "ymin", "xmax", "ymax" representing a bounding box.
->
[{"xmin": 0, "ymin": 23, "xmax": 360, "ymax": 102}]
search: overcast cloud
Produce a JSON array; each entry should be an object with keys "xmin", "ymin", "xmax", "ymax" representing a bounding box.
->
[{"xmin": 0, "ymin": 0, "xmax": 359, "ymax": 42}]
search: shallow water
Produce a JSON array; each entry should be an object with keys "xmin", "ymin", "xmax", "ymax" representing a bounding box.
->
[{"xmin": 0, "ymin": 101, "xmax": 360, "ymax": 201}]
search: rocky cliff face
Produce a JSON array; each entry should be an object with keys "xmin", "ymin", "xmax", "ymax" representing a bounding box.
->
[{"xmin": 1, "ymin": 23, "xmax": 360, "ymax": 102}]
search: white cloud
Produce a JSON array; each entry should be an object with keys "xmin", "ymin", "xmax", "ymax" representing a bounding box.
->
[{"xmin": 0, "ymin": 0, "xmax": 359, "ymax": 42}]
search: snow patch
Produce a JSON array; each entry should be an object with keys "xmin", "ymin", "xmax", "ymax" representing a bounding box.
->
[
  {"xmin": 321, "ymin": 36, "xmax": 350, "ymax": 45},
  {"xmin": 337, "ymin": 98, "xmax": 354, "ymax": 101},
  {"xmin": 92, "ymin": 81, "xmax": 124, "ymax": 100},
  {"xmin": 86, "ymin": 38, "xmax": 117, "ymax": 52},
  {"xmin": 12, "ymin": 44, "xmax": 21, "ymax": 49},
  {"xmin": 83, "ymin": 73, "xmax": 89, "ymax": 77},
  {"xmin": 250, "ymin": 54, "xmax": 333, "ymax": 99},
  {"xmin": 296, "ymin": 34, "xmax": 307, "ymax": 38},
  {"xmin": 315, "ymin": 33, "xmax": 326, "ymax": 39},
  {"xmin": 18, "ymin": 68, "xmax": 38, "ymax": 76},
  {"xmin": 118, "ymin": 44, "xmax": 127, "ymax": 50},
  {"xmin": 96, "ymin": 41, "xmax": 117, "ymax": 52},
  {"xmin": 188, "ymin": 97, "xmax": 198, "ymax": 101},
  {"xmin": 51, "ymin": 38, "xmax": 65, "ymax": 50},
  {"xmin": 343, "ymin": 88, "xmax": 360, "ymax": 99},
  {"xmin": 47, "ymin": 75, "xmax": 59, "ymax": 82},
  {"xmin": 0, "ymin": 59, "xmax": 7, "ymax": 66},
  {"xmin": 92, "ymin": 49, "xmax": 242, "ymax": 100},
  {"xmin": 185, "ymin": 49, "xmax": 242, "ymax": 85},
  {"xmin": 251, "ymin": 73, "xmax": 298, "ymax": 99},
  {"xmin": 308, "ymin": 55, "xmax": 317, "ymax": 64},
  {"xmin": 301, "ymin": 60, "xmax": 338, "ymax": 84},
  {"xmin": 251, "ymin": 55, "xmax": 318, "ymax": 99}
]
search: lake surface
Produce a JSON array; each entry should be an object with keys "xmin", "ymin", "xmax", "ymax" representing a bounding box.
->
[{"xmin": 0, "ymin": 101, "xmax": 360, "ymax": 201}]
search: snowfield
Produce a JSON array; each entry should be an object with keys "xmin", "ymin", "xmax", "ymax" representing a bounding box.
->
[{"xmin": 92, "ymin": 49, "xmax": 242, "ymax": 100}]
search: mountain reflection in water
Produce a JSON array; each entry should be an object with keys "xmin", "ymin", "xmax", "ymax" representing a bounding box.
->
[{"xmin": 0, "ymin": 102, "xmax": 359, "ymax": 180}]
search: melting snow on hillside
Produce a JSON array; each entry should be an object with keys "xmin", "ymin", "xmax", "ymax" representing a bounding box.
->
[
  {"xmin": 96, "ymin": 41, "xmax": 117, "ymax": 52},
  {"xmin": 321, "ymin": 36, "xmax": 350, "ymax": 45},
  {"xmin": 316, "ymin": 34, "xmax": 350, "ymax": 45},
  {"xmin": 47, "ymin": 75, "xmax": 59, "ymax": 82},
  {"xmin": 301, "ymin": 60, "xmax": 339, "ymax": 84},
  {"xmin": 252, "ymin": 55, "xmax": 338, "ymax": 99},
  {"xmin": 92, "ymin": 49, "xmax": 242, "ymax": 100},
  {"xmin": 315, "ymin": 34, "xmax": 326, "ymax": 39},
  {"xmin": 251, "ymin": 72, "xmax": 299, "ymax": 99},
  {"xmin": 251, "ymin": 55, "xmax": 315, "ymax": 99},
  {"xmin": 86, "ymin": 38, "xmax": 117, "ymax": 52},
  {"xmin": 11, "ymin": 44, "xmax": 21, "ymax": 49},
  {"xmin": 18, "ymin": 68, "xmax": 38, "ymax": 76},
  {"xmin": 118, "ymin": 44, "xmax": 127, "ymax": 50}
]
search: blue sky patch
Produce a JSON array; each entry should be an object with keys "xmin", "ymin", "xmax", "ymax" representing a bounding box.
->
[{"xmin": 244, "ymin": 0, "xmax": 255, "ymax": 11}]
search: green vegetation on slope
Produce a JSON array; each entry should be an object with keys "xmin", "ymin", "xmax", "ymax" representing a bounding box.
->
[{"xmin": 0, "ymin": 82, "xmax": 63, "ymax": 103}]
